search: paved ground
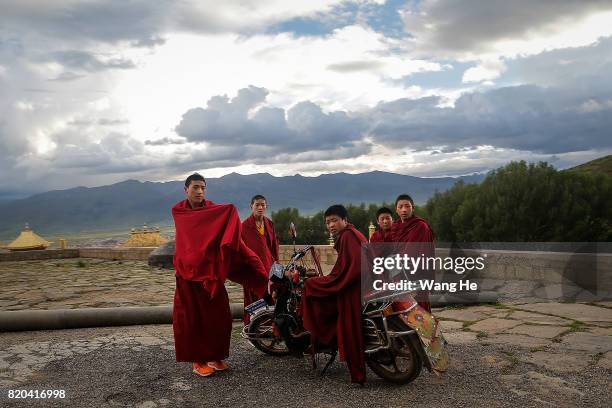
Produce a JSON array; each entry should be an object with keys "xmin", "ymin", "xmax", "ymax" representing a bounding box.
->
[
  {"xmin": 2, "ymin": 259, "xmax": 609, "ymax": 313},
  {"xmin": 1, "ymin": 259, "xmax": 610, "ymax": 406},
  {"xmin": 0, "ymin": 259, "xmax": 244, "ymax": 310},
  {"xmin": 0, "ymin": 302, "xmax": 610, "ymax": 407}
]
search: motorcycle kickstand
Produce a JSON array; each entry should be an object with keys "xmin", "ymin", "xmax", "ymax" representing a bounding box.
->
[{"xmin": 320, "ymin": 351, "xmax": 337, "ymax": 376}]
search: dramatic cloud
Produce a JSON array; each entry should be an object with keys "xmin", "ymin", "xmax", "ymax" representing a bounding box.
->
[
  {"xmin": 0, "ymin": 0, "xmax": 169, "ymax": 46},
  {"xmin": 327, "ymin": 60, "xmax": 385, "ymax": 73},
  {"xmin": 1, "ymin": 1, "xmax": 611, "ymax": 196},
  {"xmin": 144, "ymin": 137, "xmax": 187, "ymax": 146},
  {"xmin": 402, "ymin": 0, "xmax": 612, "ymax": 58},
  {"xmin": 510, "ymin": 36, "xmax": 612, "ymax": 88},
  {"xmin": 368, "ymin": 84, "xmax": 612, "ymax": 154},
  {"xmin": 462, "ymin": 59, "xmax": 506, "ymax": 83},
  {"xmin": 172, "ymin": 80, "xmax": 612, "ymax": 171},
  {"xmin": 0, "ymin": 0, "xmax": 349, "ymax": 45},
  {"xmin": 43, "ymin": 51, "xmax": 136, "ymax": 72},
  {"xmin": 175, "ymin": 86, "xmax": 367, "ymax": 152}
]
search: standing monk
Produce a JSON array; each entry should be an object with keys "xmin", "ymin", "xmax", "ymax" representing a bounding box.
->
[
  {"xmin": 241, "ymin": 194, "xmax": 279, "ymax": 324},
  {"xmin": 301, "ymin": 205, "xmax": 368, "ymax": 384},
  {"xmin": 172, "ymin": 173, "xmax": 268, "ymax": 377},
  {"xmin": 369, "ymin": 207, "xmax": 393, "ymax": 243},
  {"xmin": 390, "ymin": 194, "xmax": 435, "ymax": 312}
]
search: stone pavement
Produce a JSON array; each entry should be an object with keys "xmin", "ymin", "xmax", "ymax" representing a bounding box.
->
[
  {"xmin": 0, "ymin": 258, "xmax": 244, "ymax": 310},
  {"xmin": 0, "ymin": 301, "xmax": 610, "ymax": 407},
  {"xmin": 1, "ymin": 259, "xmax": 609, "ymax": 312},
  {"xmin": 1, "ymin": 259, "xmax": 611, "ymax": 406}
]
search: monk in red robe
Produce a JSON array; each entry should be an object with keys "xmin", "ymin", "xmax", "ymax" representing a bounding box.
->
[
  {"xmin": 241, "ymin": 194, "xmax": 279, "ymax": 324},
  {"xmin": 390, "ymin": 194, "xmax": 435, "ymax": 312},
  {"xmin": 369, "ymin": 207, "xmax": 393, "ymax": 243},
  {"xmin": 172, "ymin": 173, "xmax": 268, "ymax": 377},
  {"xmin": 301, "ymin": 205, "xmax": 367, "ymax": 384}
]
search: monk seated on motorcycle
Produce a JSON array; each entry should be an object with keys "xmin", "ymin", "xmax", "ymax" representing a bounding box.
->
[{"xmin": 301, "ymin": 204, "xmax": 368, "ymax": 384}]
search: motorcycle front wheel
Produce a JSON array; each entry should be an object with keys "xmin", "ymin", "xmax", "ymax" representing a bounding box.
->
[
  {"xmin": 246, "ymin": 310, "xmax": 290, "ymax": 356},
  {"xmin": 366, "ymin": 333, "xmax": 423, "ymax": 384}
]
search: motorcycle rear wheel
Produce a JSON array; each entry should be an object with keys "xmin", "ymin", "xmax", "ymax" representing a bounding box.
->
[
  {"xmin": 366, "ymin": 334, "xmax": 423, "ymax": 384},
  {"xmin": 247, "ymin": 310, "xmax": 290, "ymax": 356}
]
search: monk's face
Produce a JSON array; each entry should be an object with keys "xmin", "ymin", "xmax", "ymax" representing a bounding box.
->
[
  {"xmin": 251, "ymin": 199, "xmax": 267, "ymax": 218},
  {"xmin": 185, "ymin": 180, "xmax": 206, "ymax": 206},
  {"xmin": 396, "ymin": 199, "xmax": 413, "ymax": 221},
  {"xmin": 377, "ymin": 213, "xmax": 393, "ymax": 231},
  {"xmin": 325, "ymin": 215, "xmax": 347, "ymax": 236}
]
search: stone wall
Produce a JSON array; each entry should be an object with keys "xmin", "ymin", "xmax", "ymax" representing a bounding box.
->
[
  {"xmin": 1, "ymin": 244, "xmax": 609, "ymax": 292},
  {"xmin": 434, "ymin": 248, "xmax": 612, "ymax": 292},
  {"xmin": 0, "ymin": 249, "xmax": 80, "ymax": 262},
  {"xmin": 0, "ymin": 248, "xmax": 156, "ymax": 262},
  {"xmin": 78, "ymin": 247, "xmax": 156, "ymax": 261},
  {"xmin": 278, "ymin": 245, "xmax": 612, "ymax": 292},
  {"xmin": 278, "ymin": 244, "xmax": 336, "ymax": 274}
]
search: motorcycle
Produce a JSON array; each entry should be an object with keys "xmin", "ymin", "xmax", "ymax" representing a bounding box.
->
[{"xmin": 242, "ymin": 244, "xmax": 449, "ymax": 384}]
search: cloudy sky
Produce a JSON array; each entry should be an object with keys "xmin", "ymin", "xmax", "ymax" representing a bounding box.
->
[{"xmin": 1, "ymin": 0, "xmax": 612, "ymax": 196}]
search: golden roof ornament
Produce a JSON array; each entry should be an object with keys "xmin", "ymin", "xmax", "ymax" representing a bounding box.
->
[
  {"xmin": 368, "ymin": 221, "xmax": 376, "ymax": 239},
  {"xmin": 121, "ymin": 224, "xmax": 168, "ymax": 247},
  {"xmin": 7, "ymin": 223, "xmax": 51, "ymax": 251}
]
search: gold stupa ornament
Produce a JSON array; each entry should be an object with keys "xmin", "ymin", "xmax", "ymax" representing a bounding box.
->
[
  {"xmin": 368, "ymin": 221, "xmax": 376, "ymax": 239},
  {"xmin": 122, "ymin": 224, "xmax": 168, "ymax": 247},
  {"xmin": 7, "ymin": 223, "xmax": 51, "ymax": 251}
]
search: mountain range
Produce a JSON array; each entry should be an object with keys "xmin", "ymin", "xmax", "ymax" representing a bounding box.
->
[{"xmin": 0, "ymin": 171, "xmax": 484, "ymax": 239}]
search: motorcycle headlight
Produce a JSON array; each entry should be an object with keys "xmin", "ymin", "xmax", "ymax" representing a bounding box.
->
[{"xmin": 269, "ymin": 262, "xmax": 286, "ymax": 283}]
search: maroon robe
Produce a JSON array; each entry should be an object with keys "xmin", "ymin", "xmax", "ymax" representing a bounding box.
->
[
  {"xmin": 369, "ymin": 228, "xmax": 392, "ymax": 243},
  {"xmin": 301, "ymin": 224, "xmax": 367, "ymax": 383},
  {"xmin": 172, "ymin": 199, "xmax": 267, "ymax": 362},
  {"xmin": 390, "ymin": 215, "xmax": 435, "ymax": 312},
  {"xmin": 241, "ymin": 214, "xmax": 279, "ymax": 323}
]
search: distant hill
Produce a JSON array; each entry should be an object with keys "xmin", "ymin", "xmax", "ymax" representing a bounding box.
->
[
  {"xmin": 565, "ymin": 155, "xmax": 612, "ymax": 177},
  {"xmin": 0, "ymin": 171, "xmax": 484, "ymax": 239}
]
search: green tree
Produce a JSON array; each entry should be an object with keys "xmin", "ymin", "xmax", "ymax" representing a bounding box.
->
[
  {"xmin": 424, "ymin": 160, "xmax": 612, "ymax": 242},
  {"xmin": 272, "ymin": 200, "xmax": 430, "ymax": 244}
]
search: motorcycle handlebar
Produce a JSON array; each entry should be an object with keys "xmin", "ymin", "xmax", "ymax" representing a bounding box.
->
[{"xmin": 291, "ymin": 245, "xmax": 313, "ymax": 261}]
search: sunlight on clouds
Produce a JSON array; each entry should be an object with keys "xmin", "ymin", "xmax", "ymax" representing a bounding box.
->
[
  {"xmin": 275, "ymin": 146, "xmax": 612, "ymax": 179},
  {"xmin": 488, "ymin": 11, "xmax": 612, "ymax": 60},
  {"xmin": 114, "ymin": 25, "xmax": 444, "ymax": 143},
  {"xmin": 462, "ymin": 59, "xmax": 506, "ymax": 83},
  {"xmin": 174, "ymin": 0, "xmax": 346, "ymax": 32},
  {"xmin": 14, "ymin": 101, "xmax": 35, "ymax": 111},
  {"xmin": 1, "ymin": 1, "xmax": 612, "ymax": 193}
]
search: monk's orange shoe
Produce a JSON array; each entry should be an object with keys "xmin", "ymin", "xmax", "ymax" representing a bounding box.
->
[
  {"xmin": 193, "ymin": 362, "xmax": 215, "ymax": 377},
  {"xmin": 207, "ymin": 360, "xmax": 229, "ymax": 371}
]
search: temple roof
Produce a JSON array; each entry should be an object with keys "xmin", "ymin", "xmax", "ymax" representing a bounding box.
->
[
  {"xmin": 122, "ymin": 225, "xmax": 168, "ymax": 247},
  {"xmin": 7, "ymin": 224, "xmax": 51, "ymax": 251}
]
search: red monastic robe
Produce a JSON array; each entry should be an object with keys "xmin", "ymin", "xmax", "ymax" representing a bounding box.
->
[
  {"xmin": 241, "ymin": 214, "xmax": 279, "ymax": 323},
  {"xmin": 172, "ymin": 199, "xmax": 267, "ymax": 362},
  {"xmin": 369, "ymin": 228, "xmax": 392, "ymax": 243},
  {"xmin": 301, "ymin": 224, "xmax": 367, "ymax": 384},
  {"xmin": 390, "ymin": 215, "xmax": 435, "ymax": 312}
]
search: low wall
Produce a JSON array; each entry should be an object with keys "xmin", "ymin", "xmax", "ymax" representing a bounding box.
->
[
  {"xmin": 78, "ymin": 247, "xmax": 156, "ymax": 261},
  {"xmin": 0, "ymin": 247, "xmax": 155, "ymax": 262},
  {"xmin": 1, "ymin": 244, "xmax": 610, "ymax": 292},
  {"xmin": 0, "ymin": 249, "xmax": 79, "ymax": 262},
  {"xmin": 278, "ymin": 245, "xmax": 612, "ymax": 292},
  {"xmin": 434, "ymin": 248, "xmax": 612, "ymax": 292},
  {"xmin": 278, "ymin": 244, "xmax": 336, "ymax": 274}
]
